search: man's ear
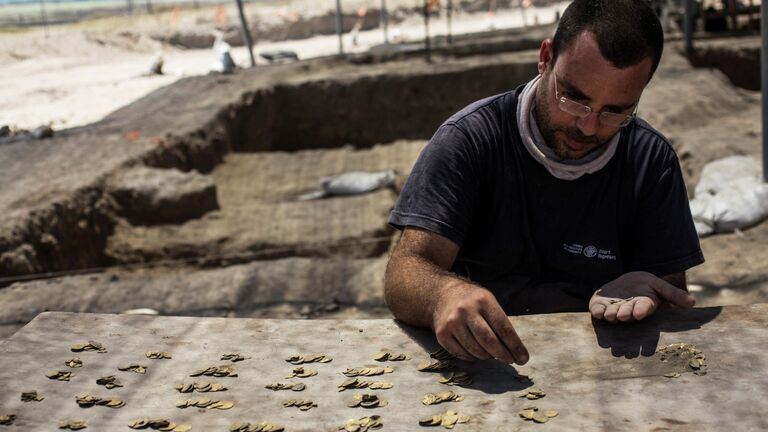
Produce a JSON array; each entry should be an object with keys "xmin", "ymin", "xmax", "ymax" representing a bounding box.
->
[{"xmin": 538, "ymin": 39, "xmax": 553, "ymax": 75}]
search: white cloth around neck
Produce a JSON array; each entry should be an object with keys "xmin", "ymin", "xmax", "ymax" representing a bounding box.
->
[{"xmin": 516, "ymin": 75, "xmax": 620, "ymax": 181}]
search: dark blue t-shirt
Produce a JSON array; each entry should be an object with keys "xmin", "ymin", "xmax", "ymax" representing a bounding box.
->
[{"xmin": 389, "ymin": 86, "xmax": 704, "ymax": 313}]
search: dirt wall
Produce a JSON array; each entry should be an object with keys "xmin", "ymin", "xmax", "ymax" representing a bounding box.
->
[
  {"xmin": 230, "ymin": 61, "xmax": 537, "ymax": 152},
  {"xmin": 686, "ymin": 37, "xmax": 761, "ymax": 91}
]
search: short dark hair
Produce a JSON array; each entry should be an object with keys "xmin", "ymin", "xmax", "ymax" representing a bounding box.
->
[{"xmin": 552, "ymin": 0, "xmax": 664, "ymax": 79}]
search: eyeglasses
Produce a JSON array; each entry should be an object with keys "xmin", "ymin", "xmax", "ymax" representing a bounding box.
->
[{"xmin": 553, "ymin": 76, "xmax": 637, "ymax": 128}]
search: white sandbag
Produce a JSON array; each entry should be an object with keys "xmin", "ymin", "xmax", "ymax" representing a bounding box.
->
[
  {"xmin": 297, "ymin": 170, "xmax": 396, "ymax": 201},
  {"xmin": 144, "ymin": 54, "xmax": 164, "ymax": 76},
  {"xmin": 211, "ymin": 33, "xmax": 236, "ymax": 73},
  {"xmin": 689, "ymin": 156, "xmax": 768, "ymax": 236}
]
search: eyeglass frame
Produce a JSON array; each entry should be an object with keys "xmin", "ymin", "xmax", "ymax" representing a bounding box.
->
[{"xmin": 552, "ymin": 74, "xmax": 638, "ymax": 128}]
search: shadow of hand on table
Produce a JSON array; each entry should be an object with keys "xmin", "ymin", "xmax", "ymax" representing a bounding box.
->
[
  {"xmin": 592, "ymin": 306, "xmax": 723, "ymax": 359},
  {"xmin": 395, "ymin": 320, "xmax": 534, "ymax": 395}
]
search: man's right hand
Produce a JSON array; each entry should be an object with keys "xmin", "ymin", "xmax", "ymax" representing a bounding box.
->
[{"xmin": 432, "ymin": 280, "xmax": 529, "ymax": 365}]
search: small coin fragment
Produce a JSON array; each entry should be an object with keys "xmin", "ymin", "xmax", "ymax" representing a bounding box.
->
[
  {"xmin": 265, "ymin": 382, "xmax": 306, "ymax": 392},
  {"xmin": 58, "ymin": 419, "xmax": 88, "ymax": 430},
  {"xmin": 21, "ymin": 391, "xmax": 44, "ymax": 402},
  {"xmin": 96, "ymin": 375, "xmax": 123, "ymax": 389},
  {"xmin": 368, "ymin": 381, "xmax": 394, "ymax": 390},
  {"xmin": 282, "ymin": 399, "xmax": 317, "ymax": 411},
  {"xmin": 608, "ymin": 296, "xmax": 635, "ymax": 305},
  {"xmin": 190, "ymin": 365, "xmax": 237, "ymax": 378},
  {"xmin": 175, "ymin": 399, "xmax": 234, "ymax": 410},
  {"xmin": 518, "ymin": 387, "xmax": 546, "ymax": 400},
  {"xmin": 47, "ymin": 370, "xmax": 73, "ymax": 381},
  {"xmin": 70, "ymin": 341, "xmax": 107, "ymax": 353},
  {"xmin": 0, "ymin": 415, "xmax": 16, "ymax": 425},
  {"xmin": 286, "ymin": 354, "xmax": 333, "ymax": 364},
  {"xmin": 338, "ymin": 378, "xmax": 393, "ymax": 392},
  {"xmin": 229, "ymin": 422, "xmax": 285, "ymax": 432},
  {"xmin": 208, "ymin": 401, "xmax": 235, "ymax": 410},
  {"xmin": 429, "ymin": 348, "xmax": 456, "ymax": 361},
  {"xmin": 418, "ymin": 360, "xmax": 453, "ymax": 372},
  {"xmin": 518, "ymin": 407, "xmax": 558, "ymax": 424},
  {"xmin": 221, "ymin": 353, "xmax": 250, "ymax": 362},
  {"xmin": 338, "ymin": 415, "xmax": 383, "ymax": 432},
  {"xmin": 145, "ymin": 351, "xmax": 173, "ymax": 360},
  {"xmin": 347, "ymin": 394, "xmax": 388, "ymax": 408},
  {"xmin": 418, "ymin": 410, "xmax": 470, "ymax": 429},
  {"xmin": 422, "ymin": 390, "xmax": 464, "ymax": 405},
  {"xmin": 65, "ymin": 358, "xmax": 83, "ymax": 368},
  {"xmin": 175, "ymin": 381, "xmax": 228, "ymax": 393},
  {"xmin": 128, "ymin": 418, "xmax": 191, "ymax": 431},
  {"xmin": 75, "ymin": 394, "xmax": 125, "ymax": 409},
  {"xmin": 438, "ymin": 372, "xmax": 472, "ymax": 386},
  {"xmin": 373, "ymin": 349, "xmax": 410, "ymax": 362},
  {"xmin": 285, "ymin": 367, "xmax": 318, "ymax": 378},
  {"xmin": 118, "ymin": 364, "xmax": 147, "ymax": 374},
  {"xmin": 69, "ymin": 342, "xmax": 104, "ymax": 353},
  {"xmin": 343, "ymin": 366, "xmax": 394, "ymax": 377},
  {"xmin": 532, "ymin": 411, "xmax": 549, "ymax": 423}
]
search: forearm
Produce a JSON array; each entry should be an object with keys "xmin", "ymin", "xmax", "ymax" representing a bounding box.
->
[{"xmin": 384, "ymin": 252, "xmax": 468, "ymax": 329}]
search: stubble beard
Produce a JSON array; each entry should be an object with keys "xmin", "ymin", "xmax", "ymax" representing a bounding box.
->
[{"xmin": 533, "ymin": 81, "xmax": 604, "ymax": 161}]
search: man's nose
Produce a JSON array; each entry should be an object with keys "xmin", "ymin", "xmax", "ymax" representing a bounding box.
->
[{"xmin": 575, "ymin": 112, "xmax": 600, "ymax": 137}]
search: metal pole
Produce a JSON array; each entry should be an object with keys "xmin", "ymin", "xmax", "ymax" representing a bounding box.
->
[
  {"xmin": 145, "ymin": 0, "xmax": 152, "ymax": 14},
  {"xmin": 447, "ymin": 0, "xmax": 453, "ymax": 45},
  {"xmin": 423, "ymin": 0, "xmax": 431, "ymax": 63},
  {"xmin": 684, "ymin": 0, "xmax": 694, "ymax": 54},
  {"xmin": 234, "ymin": 0, "xmax": 256, "ymax": 67},
  {"xmin": 38, "ymin": 0, "xmax": 48, "ymax": 36},
  {"xmin": 762, "ymin": 0, "xmax": 767, "ymax": 181},
  {"xmin": 728, "ymin": 0, "xmax": 738, "ymax": 31},
  {"xmin": 335, "ymin": 0, "xmax": 344, "ymax": 55},
  {"xmin": 380, "ymin": 0, "xmax": 389, "ymax": 44}
]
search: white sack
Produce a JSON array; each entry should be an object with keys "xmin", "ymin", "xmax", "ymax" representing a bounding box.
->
[
  {"xmin": 689, "ymin": 156, "xmax": 768, "ymax": 236},
  {"xmin": 297, "ymin": 170, "xmax": 396, "ymax": 201}
]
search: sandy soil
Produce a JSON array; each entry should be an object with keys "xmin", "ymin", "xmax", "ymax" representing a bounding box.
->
[{"xmin": 0, "ymin": 1, "xmax": 569, "ymax": 130}]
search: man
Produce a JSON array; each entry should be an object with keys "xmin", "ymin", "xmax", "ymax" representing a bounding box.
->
[{"xmin": 384, "ymin": 0, "xmax": 704, "ymax": 366}]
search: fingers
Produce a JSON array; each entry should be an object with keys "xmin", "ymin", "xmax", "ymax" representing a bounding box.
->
[
  {"xmin": 439, "ymin": 335, "xmax": 475, "ymax": 362},
  {"xmin": 590, "ymin": 302, "xmax": 607, "ymax": 320},
  {"xmin": 481, "ymin": 307, "xmax": 529, "ymax": 365},
  {"xmin": 631, "ymin": 297, "xmax": 655, "ymax": 320},
  {"xmin": 615, "ymin": 301, "xmax": 636, "ymax": 322},
  {"xmin": 432, "ymin": 288, "xmax": 529, "ymax": 365},
  {"xmin": 599, "ymin": 298, "xmax": 654, "ymax": 323},
  {"xmin": 454, "ymin": 323, "xmax": 493, "ymax": 361},
  {"xmin": 649, "ymin": 277, "xmax": 696, "ymax": 308}
]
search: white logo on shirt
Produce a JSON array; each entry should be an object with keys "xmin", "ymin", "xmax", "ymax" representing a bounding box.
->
[
  {"xmin": 563, "ymin": 243, "xmax": 617, "ymax": 260},
  {"xmin": 583, "ymin": 245, "xmax": 598, "ymax": 258}
]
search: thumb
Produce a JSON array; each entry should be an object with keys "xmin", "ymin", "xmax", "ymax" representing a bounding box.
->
[{"xmin": 649, "ymin": 277, "xmax": 696, "ymax": 309}]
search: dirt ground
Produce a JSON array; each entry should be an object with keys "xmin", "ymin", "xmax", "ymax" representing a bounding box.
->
[{"xmin": 0, "ymin": 6, "xmax": 766, "ymax": 341}]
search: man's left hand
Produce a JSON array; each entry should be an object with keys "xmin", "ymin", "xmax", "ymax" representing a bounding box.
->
[{"xmin": 589, "ymin": 271, "xmax": 696, "ymax": 323}]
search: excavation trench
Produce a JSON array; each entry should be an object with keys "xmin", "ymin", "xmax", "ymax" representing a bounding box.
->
[{"xmin": 0, "ymin": 52, "xmax": 539, "ymax": 283}]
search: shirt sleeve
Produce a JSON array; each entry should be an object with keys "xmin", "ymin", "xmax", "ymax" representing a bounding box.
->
[
  {"xmin": 388, "ymin": 124, "xmax": 482, "ymax": 247},
  {"xmin": 628, "ymin": 150, "xmax": 705, "ymax": 276}
]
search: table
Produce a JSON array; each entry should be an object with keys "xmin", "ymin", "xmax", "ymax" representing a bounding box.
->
[{"xmin": 1, "ymin": 306, "xmax": 767, "ymax": 431}]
